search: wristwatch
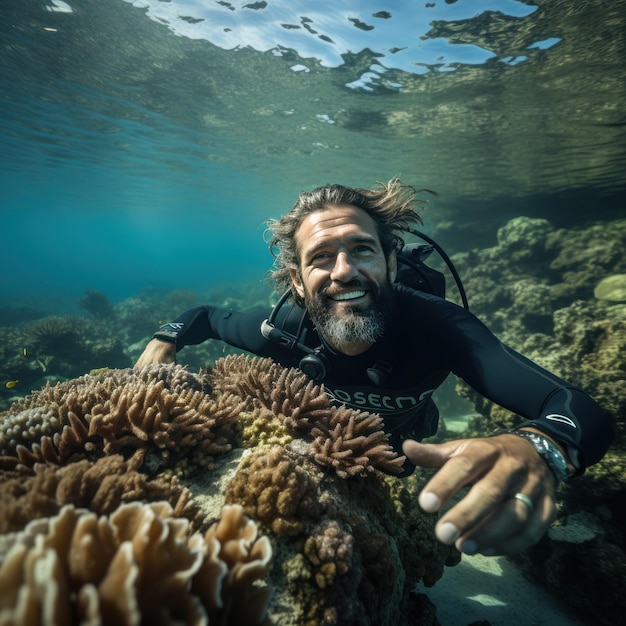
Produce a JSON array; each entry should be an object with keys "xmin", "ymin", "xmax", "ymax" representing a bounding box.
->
[{"xmin": 509, "ymin": 429, "xmax": 574, "ymax": 483}]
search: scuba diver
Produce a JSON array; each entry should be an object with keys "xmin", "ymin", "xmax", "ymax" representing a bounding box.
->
[{"xmin": 136, "ymin": 178, "xmax": 613, "ymax": 557}]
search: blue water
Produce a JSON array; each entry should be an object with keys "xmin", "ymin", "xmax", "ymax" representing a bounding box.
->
[
  {"xmin": 1, "ymin": 0, "xmax": 625, "ymax": 312},
  {"xmin": 3, "ymin": 162, "xmax": 272, "ymax": 305}
]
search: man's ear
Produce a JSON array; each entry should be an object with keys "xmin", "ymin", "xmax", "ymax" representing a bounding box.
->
[
  {"xmin": 289, "ymin": 268, "xmax": 305, "ymax": 299},
  {"xmin": 387, "ymin": 249, "xmax": 398, "ymax": 283}
]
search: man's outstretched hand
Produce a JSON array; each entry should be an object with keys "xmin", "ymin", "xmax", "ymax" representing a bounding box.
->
[
  {"xmin": 134, "ymin": 338, "xmax": 177, "ymax": 368},
  {"xmin": 403, "ymin": 433, "xmax": 558, "ymax": 556}
]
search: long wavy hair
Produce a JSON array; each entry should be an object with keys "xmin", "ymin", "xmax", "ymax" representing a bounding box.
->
[{"xmin": 265, "ymin": 177, "xmax": 432, "ymax": 299}]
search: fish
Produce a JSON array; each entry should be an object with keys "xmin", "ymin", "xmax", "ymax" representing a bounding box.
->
[
  {"xmin": 23, "ymin": 347, "xmax": 27, "ymax": 356},
  {"xmin": 5, "ymin": 380, "xmax": 19, "ymax": 388}
]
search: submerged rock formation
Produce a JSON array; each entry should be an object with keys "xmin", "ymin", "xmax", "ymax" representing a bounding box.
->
[
  {"xmin": 0, "ymin": 357, "xmax": 459, "ymax": 625},
  {"xmin": 448, "ymin": 216, "xmax": 626, "ymax": 625}
]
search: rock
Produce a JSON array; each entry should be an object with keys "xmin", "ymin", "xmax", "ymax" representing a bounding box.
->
[{"xmin": 594, "ymin": 274, "xmax": 626, "ymax": 302}]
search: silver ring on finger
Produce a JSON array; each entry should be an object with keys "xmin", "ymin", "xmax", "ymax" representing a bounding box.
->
[{"xmin": 514, "ymin": 492, "xmax": 534, "ymax": 513}]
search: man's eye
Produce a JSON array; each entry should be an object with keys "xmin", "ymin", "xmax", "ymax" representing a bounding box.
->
[{"xmin": 311, "ymin": 252, "xmax": 331, "ymax": 263}]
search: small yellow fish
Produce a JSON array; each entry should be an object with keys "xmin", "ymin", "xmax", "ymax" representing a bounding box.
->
[
  {"xmin": 23, "ymin": 347, "xmax": 27, "ymax": 356},
  {"xmin": 5, "ymin": 380, "xmax": 19, "ymax": 389}
]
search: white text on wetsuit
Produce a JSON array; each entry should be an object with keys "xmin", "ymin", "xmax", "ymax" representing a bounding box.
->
[{"xmin": 329, "ymin": 388, "xmax": 435, "ymax": 412}]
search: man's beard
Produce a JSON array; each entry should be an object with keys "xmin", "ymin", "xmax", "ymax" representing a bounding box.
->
[{"xmin": 305, "ymin": 278, "xmax": 393, "ymax": 351}]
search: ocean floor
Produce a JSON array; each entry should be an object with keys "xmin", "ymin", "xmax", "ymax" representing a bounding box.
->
[{"xmin": 418, "ymin": 554, "xmax": 587, "ymax": 625}]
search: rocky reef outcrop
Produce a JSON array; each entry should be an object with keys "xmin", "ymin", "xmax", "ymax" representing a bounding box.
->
[{"xmin": 447, "ymin": 216, "xmax": 626, "ymax": 625}]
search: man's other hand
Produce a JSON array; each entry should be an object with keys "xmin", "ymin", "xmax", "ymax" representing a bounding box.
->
[{"xmin": 134, "ymin": 338, "xmax": 177, "ymax": 368}]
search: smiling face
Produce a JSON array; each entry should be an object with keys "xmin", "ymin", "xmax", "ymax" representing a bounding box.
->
[{"xmin": 289, "ymin": 204, "xmax": 397, "ymax": 355}]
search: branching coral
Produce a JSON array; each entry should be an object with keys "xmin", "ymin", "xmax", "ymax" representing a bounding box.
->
[
  {"xmin": 0, "ymin": 364, "xmax": 244, "ymax": 472},
  {"xmin": 311, "ymin": 406, "xmax": 406, "ymax": 478},
  {"xmin": 208, "ymin": 354, "xmax": 332, "ymax": 428},
  {"xmin": 0, "ymin": 455, "xmax": 200, "ymax": 535},
  {"xmin": 210, "ymin": 355, "xmax": 406, "ymax": 479},
  {"xmin": 0, "ymin": 502, "xmax": 272, "ymax": 626},
  {"xmin": 29, "ymin": 315, "xmax": 82, "ymax": 359},
  {"xmin": 224, "ymin": 445, "xmax": 323, "ymax": 536}
]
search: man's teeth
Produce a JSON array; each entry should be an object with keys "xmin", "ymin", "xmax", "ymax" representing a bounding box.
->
[{"xmin": 331, "ymin": 290, "xmax": 366, "ymax": 301}]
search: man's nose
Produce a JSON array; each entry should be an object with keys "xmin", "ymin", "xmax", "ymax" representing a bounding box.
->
[{"xmin": 330, "ymin": 252, "xmax": 358, "ymax": 282}]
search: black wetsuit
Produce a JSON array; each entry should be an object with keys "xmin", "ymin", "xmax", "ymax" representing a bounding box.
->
[{"xmin": 153, "ymin": 284, "xmax": 613, "ymax": 475}]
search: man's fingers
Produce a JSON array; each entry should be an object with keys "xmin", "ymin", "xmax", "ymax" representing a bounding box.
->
[
  {"xmin": 451, "ymin": 491, "xmax": 556, "ymax": 556},
  {"xmin": 402, "ymin": 439, "xmax": 453, "ymax": 468}
]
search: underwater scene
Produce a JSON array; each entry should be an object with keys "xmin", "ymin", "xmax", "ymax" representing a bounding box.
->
[{"xmin": 1, "ymin": 1, "xmax": 625, "ymax": 624}]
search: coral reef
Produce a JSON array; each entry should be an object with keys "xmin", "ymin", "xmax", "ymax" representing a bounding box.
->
[
  {"xmin": 0, "ymin": 501, "xmax": 272, "ymax": 626},
  {"xmin": 224, "ymin": 445, "xmax": 323, "ymax": 537},
  {"xmin": 0, "ymin": 357, "xmax": 459, "ymax": 625},
  {"xmin": 0, "ymin": 282, "xmax": 271, "ymax": 412},
  {"xmin": 80, "ymin": 289, "xmax": 116, "ymax": 320},
  {"xmin": 0, "ymin": 364, "xmax": 243, "ymax": 472},
  {"xmin": 448, "ymin": 216, "xmax": 626, "ymax": 625},
  {"xmin": 210, "ymin": 354, "xmax": 407, "ymax": 478},
  {"xmin": 0, "ymin": 455, "xmax": 200, "ymax": 535},
  {"xmin": 310, "ymin": 406, "xmax": 406, "ymax": 478},
  {"xmin": 0, "ymin": 315, "xmax": 129, "ymax": 412}
]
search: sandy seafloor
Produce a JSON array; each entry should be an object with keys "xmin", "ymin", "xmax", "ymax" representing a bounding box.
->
[{"xmin": 418, "ymin": 553, "xmax": 585, "ymax": 625}]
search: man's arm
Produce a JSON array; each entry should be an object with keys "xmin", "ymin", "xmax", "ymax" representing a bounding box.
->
[
  {"xmin": 402, "ymin": 300, "xmax": 613, "ymax": 556},
  {"xmin": 134, "ymin": 306, "xmax": 214, "ymax": 367},
  {"xmin": 134, "ymin": 305, "xmax": 278, "ymax": 367}
]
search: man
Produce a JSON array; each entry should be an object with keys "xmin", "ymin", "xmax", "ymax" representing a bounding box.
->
[{"xmin": 136, "ymin": 178, "xmax": 614, "ymax": 557}]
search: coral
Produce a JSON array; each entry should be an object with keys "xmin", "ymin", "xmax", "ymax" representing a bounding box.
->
[
  {"xmin": 224, "ymin": 445, "xmax": 323, "ymax": 537},
  {"xmin": 0, "ymin": 364, "xmax": 243, "ymax": 472},
  {"xmin": 447, "ymin": 217, "xmax": 626, "ymax": 626},
  {"xmin": 208, "ymin": 354, "xmax": 332, "ymax": 428},
  {"xmin": 311, "ymin": 406, "xmax": 406, "ymax": 478},
  {"xmin": 0, "ymin": 455, "xmax": 200, "ymax": 535},
  {"xmin": 0, "ymin": 314, "xmax": 130, "ymax": 409},
  {"xmin": 0, "ymin": 501, "xmax": 272, "ymax": 626},
  {"xmin": 80, "ymin": 289, "xmax": 116, "ymax": 320},
  {"xmin": 594, "ymin": 274, "xmax": 626, "ymax": 302},
  {"xmin": 238, "ymin": 406, "xmax": 293, "ymax": 448},
  {"xmin": 194, "ymin": 503, "xmax": 273, "ymax": 624},
  {"xmin": 211, "ymin": 355, "xmax": 406, "ymax": 479},
  {"xmin": 0, "ymin": 356, "xmax": 460, "ymax": 625},
  {"xmin": 304, "ymin": 519, "xmax": 354, "ymax": 590},
  {"xmin": 29, "ymin": 316, "xmax": 82, "ymax": 359}
]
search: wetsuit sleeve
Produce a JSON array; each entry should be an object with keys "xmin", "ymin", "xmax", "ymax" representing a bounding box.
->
[
  {"xmin": 153, "ymin": 306, "xmax": 276, "ymax": 355},
  {"xmin": 440, "ymin": 305, "xmax": 614, "ymax": 473}
]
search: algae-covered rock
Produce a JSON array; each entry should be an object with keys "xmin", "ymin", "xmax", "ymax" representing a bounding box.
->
[
  {"xmin": 447, "ymin": 216, "xmax": 626, "ymax": 626},
  {"xmin": 594, "ymin": 274, "xmax": 626, "ymax": 302}
]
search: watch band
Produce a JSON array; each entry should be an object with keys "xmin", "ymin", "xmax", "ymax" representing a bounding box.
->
[{"xmin": 509, "ymin": 429, "xmax": 573, "ymax": 483}]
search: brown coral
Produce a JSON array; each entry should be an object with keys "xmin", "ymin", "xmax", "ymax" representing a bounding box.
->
[
  {"xmin": 193, "ymin": 503, "xmax": 273, "ymax": 624},
  {"xmin": 0, "ymin": 455, "xmax": 200, "ymax": 535},
  {"xmin": 0, "ymin": 501, "xmax": 272, "ymax": 626},
  {"xmin": 311, "ymin": 406, "xmax": 406, "ymax": 478},
  {"xmin": 210, "ymin": 355, "xmax": 406, "ymax": 479},
  {"xmin": 0, "ymin": 355, "xmax": 458, "ymax": 625},
  {"xmin": 209, "ymin": 354, "xmax": 332, "ymax": 430},
  {"xmin": 0, "ymin": 364, "xmax": 244, "ymax": 472},
  {"xmin": 304, "ymin": 519, "xmax": 355, "ymax": 589},
  {"xmin": 224, "ymin": 445, "xmax": 323, "ymax": 536}
]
